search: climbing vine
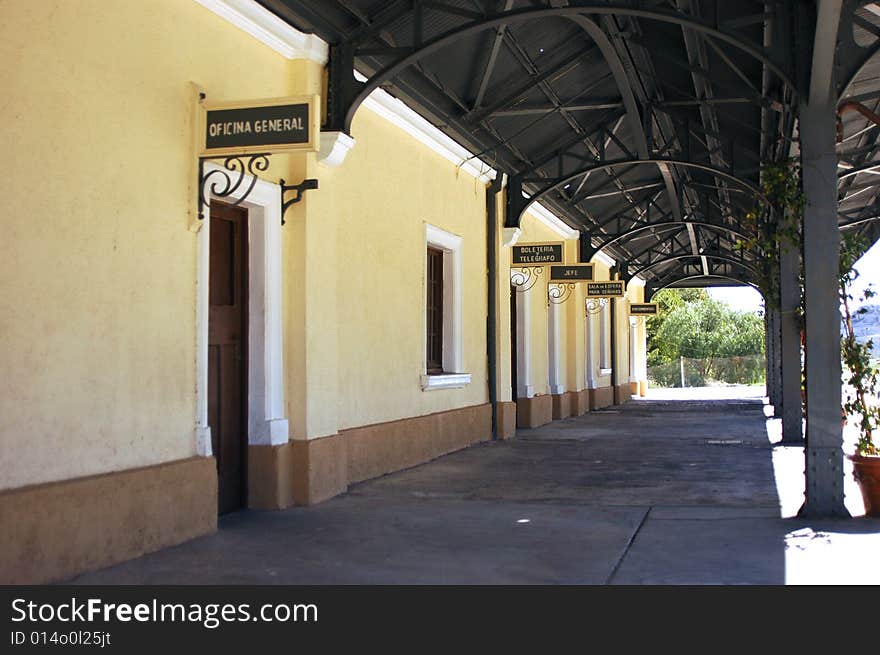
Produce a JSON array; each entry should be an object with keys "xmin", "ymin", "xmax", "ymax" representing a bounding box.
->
[
  {"xmin": 736, "ymin": 159, "xmax": 804, "ymax": 310},
  {"xmin": 736, "ymin": 161, "xmax": 878, "ymax": 457},
  {"xmin": 840, "ymin": 232, "xmax": 879, "ymax": 456}
]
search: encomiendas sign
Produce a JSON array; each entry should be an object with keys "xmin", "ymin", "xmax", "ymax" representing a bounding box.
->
[{"xmin": 629, "ymin": 303, "xmax": 658, "ymax": 315}]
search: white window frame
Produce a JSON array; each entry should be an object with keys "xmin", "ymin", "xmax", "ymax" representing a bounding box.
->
[
  {"xmin": 599, "ymin": 300, "xmax": 612, "ymax": 375},
  {"xmin": 584, "ymin": 309, "xmax": 597, "ymax": 389},
  {"xmin": 547, "ymin": 301, "xmax": 564, "ymax": 395},
  {"xmin": 510, "ymin": 269, "xmax": 534, "ymax": 398},
  {"xmin": 629, "ymin": 317, "xmax": 639, "ymax": 382},
  {"xmin": 421, "ymin": 224, "xmax": 470, "ymax": 390}
]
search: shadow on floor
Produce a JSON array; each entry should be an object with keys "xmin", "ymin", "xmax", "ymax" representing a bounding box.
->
[{"xmin": 69, "ymin": 393, "xmax": 880, "ymax": 585}]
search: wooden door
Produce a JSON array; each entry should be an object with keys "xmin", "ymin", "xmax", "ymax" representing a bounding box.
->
[{"xmin": 208, "ymin": 201, "xmax": 248, "ymax": 514}]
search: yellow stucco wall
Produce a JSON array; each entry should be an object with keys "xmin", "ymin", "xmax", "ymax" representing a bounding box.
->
[
  {"xmin": 513, "ymin": 213, "xmax": 579, "ymax": 398},
  {"xmin": 1, "ymin": 0, "xmax": 651, "ymax": 491},
  {"xmin": 324, "ymin": 109, "xmax": 490, "ymax": 431},
  {"xmin": 0, "ymin": 0, "xmax": 296, "ymax": 490},
  {"xmin": 493, "ymin": 194, "xmax": 514, "ymax": 403}
]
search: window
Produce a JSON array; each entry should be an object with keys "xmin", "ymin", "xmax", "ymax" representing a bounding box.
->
[
  {"xmin": 422, "ymin": 224, "xmax": 470, "ymax": 390},
  {"xmin": 426, "ymin": 247, "xmax": 444, "ymax": 373}
]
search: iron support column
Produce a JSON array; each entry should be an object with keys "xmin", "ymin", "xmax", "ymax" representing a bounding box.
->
[
  {"xmin": 763, "ymin": 311, "xmax": 771, "ymax": 403},
  {"xmin": 799, "ymin": 100, "xmax": 847, "ymax": 516},
  {"xmin": 779, "ymin": 244, "xmax": 803, "ymax": 443},
  {"xmin": 486, "ymin": 175, "xmax": 504, "ymax": 440},
  {"xmin": 770, "ymin": 308, "xmax": 781, "ymax": 409}
]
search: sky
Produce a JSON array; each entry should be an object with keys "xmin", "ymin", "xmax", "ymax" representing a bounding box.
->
[
  {"xmin": 707, "ymin": 285, "xmax": 764, "ymax": 313},
  {"xmin": 849, "ymin": 237, "xmax": 880, "ymax": 308},
  {"xmin": 707, "ymin": 237, "xmax": 880, "ymax": 313}
]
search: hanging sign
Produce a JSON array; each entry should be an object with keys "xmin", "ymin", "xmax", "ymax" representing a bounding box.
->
[
  {"xmin": 630, "ymin": 303, "xmax": 658, "ymax": 315},
  {"xmin": 550, "ymin": 264, "xmax": 593, "ymax": 281},
  {"xmin": 586, "ymin": 281, "xmax": 625, "ymax": 297},
  {"xmin": 511, "ymin": 242, "xmax": 564, "ymax": 265},
  {"xmin": 200, "ymin": 95, "xmax": 320, "ymax": 156}
]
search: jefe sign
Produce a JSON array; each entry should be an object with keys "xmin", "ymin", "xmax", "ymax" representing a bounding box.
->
[
  {"xmin": 550, "ymin": 265, "xmax": 593, "ymax": 281},
  {"xmin": 201, "ymin": 95, "xmax": 320, "ymax": 156}
]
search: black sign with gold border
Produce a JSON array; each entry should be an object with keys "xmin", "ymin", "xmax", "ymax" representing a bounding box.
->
[
  {"xmin": 550, "ymin": 264, "xmax": 594, "ymax": 281},
  {"xmin": 512, "ymin": 242, "xmax": 564, "ymax": 266},
  {"xmin": 630, "ymin": 303, "xmax": 658, "ymax": 315},
  {"xmin": 586, "ymin": 281, "xmax": 625, "ymax": 298},
  {"xmin": 200, "ymin": 95, "xmax": 320, "ymax": 156}
]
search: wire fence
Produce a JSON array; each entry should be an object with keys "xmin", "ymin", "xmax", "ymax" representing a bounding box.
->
[{"xmin": 648, "ymin": 355, "xmax": 766, "ymax": 388}]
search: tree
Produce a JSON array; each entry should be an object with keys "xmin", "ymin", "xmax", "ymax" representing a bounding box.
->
[
  {"xmin": 646, "ymin": 288, "xmax": 765, "ymax": 386},
  {"xmin": 646, "ymin": 288, "xmax": 708, "ymax": 365}
]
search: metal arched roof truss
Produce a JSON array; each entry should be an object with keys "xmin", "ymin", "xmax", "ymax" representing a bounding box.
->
[{"xmin": 258, "ymin": 0, "xmax": 880, "ymax": 286}]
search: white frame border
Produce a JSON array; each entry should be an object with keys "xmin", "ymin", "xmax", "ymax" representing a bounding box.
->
[
  {"xmin": 510, "ymin": 270, "xmax": 534, "ymax": 399},
  {"xmin": 195, "ymin": 164, "xmax": 289, "ymax": 455},
  {"xmin": 422, "ymin": 224, "xmax": 470, "ymax": 391}
]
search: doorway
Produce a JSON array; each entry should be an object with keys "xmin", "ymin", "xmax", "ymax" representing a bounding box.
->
[
  {"xmin": 510, "ymin": 284, "xmax": 518, "ymax": 403},
  {"xmin": 208, "ymin": 200, "xmax": 248, "ymax": 514}
]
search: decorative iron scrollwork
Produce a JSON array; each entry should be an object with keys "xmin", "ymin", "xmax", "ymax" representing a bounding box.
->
[
  {"xmin": 510, "ymin": 266, "xmax": 543, "ymax": 292},
  {"xmin": 548, "ymin": 283, "xmax": 576, "ymax": 305},
  {"xmin": 198, "ymin": 154, "xmax": 270, "ymax": 220},
  {"xmin": 280, "ymin": 178, "xmax": 319, "ymax": 225},
  {"xmin": 585, "ymin": 297, "xmax": 609, "ymax": 315}
]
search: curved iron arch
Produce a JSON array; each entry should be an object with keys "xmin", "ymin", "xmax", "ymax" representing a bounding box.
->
[
  {"xmin": 628, "ymin": 254, "xmax": 757, "ymax": 284},
  {"xmin": 342, "ymin": 5, "xmax": 796, "ymax": 134},
  {"xmin": 511, "ymin": 158, "xmax": 766, "ymax": 228},
  {"xmin": 586, "ymin": 220, "xmax": 751, "ymax": 260},
  {"xmin": 838, "ymin": 161, "xmax": 880, "ymax": 180},
  {"xmin": 837, "ymin": 1, "xmax": 880, "ymax": 99},
  {"xmin": 654, "ymin": 272, "xmax": 761, "ymax": 294}
]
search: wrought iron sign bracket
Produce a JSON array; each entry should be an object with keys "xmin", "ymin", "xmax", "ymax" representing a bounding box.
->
[
  {"xmin": 510, "ymin": 267, "xmax": 543, "ymax": 293},
  {"xmin": 548, "ymin": 283, "xmax": 577, "ymax": 306},
  {"xmin": 280, "ymin": 178, "xmax": 319, "ymax": 225},
  {"xmin": 197, "ymin": 154, "xmax": 319, "ymax": 227},
  {"xmin": 585, "ymin": 297, "xmax": 609, "ymax": 316},
  {"xmin": 198, "ymin": 153, "xmax": 271, "ymax": 221}
]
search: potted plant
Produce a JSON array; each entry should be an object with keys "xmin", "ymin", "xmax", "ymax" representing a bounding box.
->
[{"xmin": 840, "ymin": 232, "xmax": 880, "ymax": 516}]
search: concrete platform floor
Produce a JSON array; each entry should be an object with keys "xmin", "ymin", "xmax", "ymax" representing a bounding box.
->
[{"xmin": 71, "ymin": 392, "xmax": 880, "ymax": 585}]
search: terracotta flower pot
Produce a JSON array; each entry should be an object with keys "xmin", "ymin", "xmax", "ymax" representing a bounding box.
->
[{"xmin": 848, "ymin": 453, "xmax": 880, "ymax": 517}]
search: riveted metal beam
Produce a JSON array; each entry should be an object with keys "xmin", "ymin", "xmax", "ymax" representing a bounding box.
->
[
  {"xmin": 646, "ymin": 273, "xmax": 760, "ymax": 301},
  {"xmin": 628, "ymin": 253, "xmax": 756, "ymax": 282},
  {"xmin": 511, "ymin": 157, "xmax": 766, "ymax": 227},
  {"xmin": 336, "ymin": 5, "xmax": 796, "ymax": 134},
  {"xmin": 585, "ymin": 220, "xmax": 751, "ymax": 261}
]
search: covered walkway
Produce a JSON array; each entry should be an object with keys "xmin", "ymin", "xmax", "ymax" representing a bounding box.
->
[{"xmin": 72, "ymin": 392, "xmax": 880, "ymax": 585}]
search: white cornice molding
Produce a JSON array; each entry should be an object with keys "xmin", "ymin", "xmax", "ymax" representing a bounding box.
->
[
  {"xmin": 319, "ymin": 131, "xmax": 356, "ymax": 167},
  {"xmin": 525, "ymin": 201, "xmax": 579, "ymax": 240},
  {"xmin": 501, "ymin": 227, "xmax": 521, "ymax": 247},
  {"xmin": 356, "ymin": 72, "xmax": 496, "ymax": 183},
  {"xmin": 593, "ymin": 251, "xmax": 617, "ymax": 268},
  {"xmin": 194, "ymin": 0, "xmax": 642, "ymax": 284},
  {"xmin": 194, "ymin": 0, "xmax": 328, "ymax": 63},
  {"xmin": 194, "ymin": 1, "xmax": 494, "ymax": 180}
]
